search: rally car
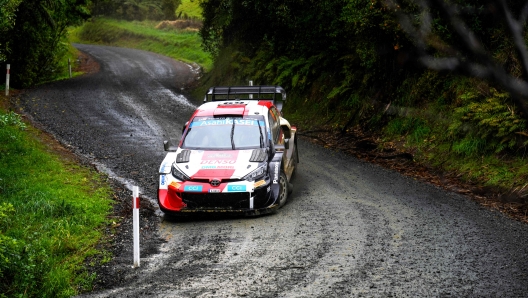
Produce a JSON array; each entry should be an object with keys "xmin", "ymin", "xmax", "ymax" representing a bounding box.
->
[{"xmin": 158, "ymin": 86, "xmax": 298, "ymax": 215}]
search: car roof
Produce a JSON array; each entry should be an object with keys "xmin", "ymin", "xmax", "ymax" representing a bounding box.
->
[{"xmin": 193, "ymin": 100, "xmax": 273, "ymax": 118}]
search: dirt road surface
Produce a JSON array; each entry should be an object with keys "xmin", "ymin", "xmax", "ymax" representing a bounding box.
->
[{"xmin": 18, "ymin": 44, "xmax": 528, "ymax": 297}]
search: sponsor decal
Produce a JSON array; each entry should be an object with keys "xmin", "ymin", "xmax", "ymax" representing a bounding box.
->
[
  {"xmin": 254, "ymin": 180, "xmax": 266, "ymax": 188},
  {"xmin": 184, "ymin": 185, "xmax": 203, "ymax": 192},
  {"xmin": 200, "ymin": 160, "xmax": 236, "ymax": 165},
  {"xmin": 209, "ymin": 189, "xmax": 221, "ymax": 193},
  {"xmin": 206, "ymin": 153, "xmax": 232, "ymax": 159},
  {"xmin": 267, "ymin": 186, "xmax": 271, "ymax": 193},
  {"xmin": 201, "ymin": 150, "xmax": 238, "ymax": 165},
  {"xmin": 227, "ymin": 185, "xmax": 246, "ymax": 192},
  {"xmin": 160, "ymin": 161, "xmax": 171, "ymax": 172},
  {"xmin": 273, "ymin": 162, "xmax": 279, "ymax": 184},
  {"xmin": 160, "ymin": 175, "xmax": 166, "ymax": 186},
  {"xmin": 201, "ymin": 165, "xmax": 235, "ymax": 169},
  {"xmin": 191, "ymin": 119, "xmax": 265, "ymax": 127}
]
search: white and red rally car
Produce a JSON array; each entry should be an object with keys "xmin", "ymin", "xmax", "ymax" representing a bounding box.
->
[{"xmin": 158, "ymin": 86, "xmax": 298, "ymax": 215}]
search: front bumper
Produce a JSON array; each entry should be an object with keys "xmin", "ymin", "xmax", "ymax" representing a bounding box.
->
[{"xmin": 158, "ymin": 178, "xmax": 278, "ymax": 216}]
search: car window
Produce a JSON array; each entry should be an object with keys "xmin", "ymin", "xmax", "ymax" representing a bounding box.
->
[{"xmin": 182, "ymin": 117, "xmax": 266, "ymax": 150}]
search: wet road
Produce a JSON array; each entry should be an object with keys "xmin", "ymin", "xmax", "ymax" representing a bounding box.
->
[{"xmin": 19, "ymin": 44, "xmax": 528, "ymax": 297}]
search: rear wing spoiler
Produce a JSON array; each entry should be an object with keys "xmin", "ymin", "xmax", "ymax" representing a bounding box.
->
[{"xmin": 204, "ymin": 86, "xmax": 286, "ymax": 110}]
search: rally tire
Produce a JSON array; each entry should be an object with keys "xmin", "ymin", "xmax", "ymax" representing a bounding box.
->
[
  {"xmin": 291, "ymin": 145, "xmax": 299, "ymax": 180},
  {"xmin": 278, "ymin": 172, "xmax": 289, "ymax": 207}
]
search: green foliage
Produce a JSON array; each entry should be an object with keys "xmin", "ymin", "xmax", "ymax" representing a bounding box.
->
[
  {"xmin": 90, "ymin": 0, "xmax": 181, "ymax": 21},
  {"xmin": 247, "ymin": 54, "xmax": 320, "ymax": 91},
  {"xmin": 384, "ymin": 116, "xmax": 431, "ymax": 144},
  {"xmin": 196, "ymin": 0, "xmax": 528, "ymax": 195},
  {"xmin": 0, "ymin": 108, "xmax": 113, "ymax": 297},
  {"xmin": 72, "ymin": 17, "xmax": 212, "ymax": 70},
  {"xmin": 0, "ymin": 0, "xmax": 90, "ymax": 88},
  {"xmin": 0, "ymin": 111, "xmax": 26, "ymax": 129},
  {"xmin": 161, "ymin": 0, "xmax": 179, "ymax": 20},
  {"xmin": 449, "ymin": 89, "xmax": 527, "ymax": 155},
  {"xmin": 0, "ymin": 0, "xmax": 23, "ymax": 62},
  {"xmin": 451, "ymin": 137, "xmax": 487, "ymax": 156},
  {"xmin": 198, "ymin": 0, "xmax": 415, "ymax": 132},
  {"xmin": 0, "ymin": 203, "xmax": 17, "ymax": 278},
  {"xmin": 0, "ymin": 111, "xmax": 26, "ymax": 158},
  {"xmin": 176, "ymin": 0, "xmax": 202, "ymax": 19}
]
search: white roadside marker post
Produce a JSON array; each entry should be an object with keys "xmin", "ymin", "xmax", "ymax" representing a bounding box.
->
[
  {"xmin": 5, "ymin": 64, "xmax": 10, "ymax": 96},
  {"xmin": 133, "ymin": 186, "xmax": 140, "ymax": 268}
]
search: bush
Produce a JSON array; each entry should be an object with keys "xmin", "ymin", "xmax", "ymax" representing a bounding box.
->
[
  {"xmin": 0, "ymin": 111, "xmax": 26, "ymax": 129},
  {"xmin": 449, "ymin": 88, "xmax": 528, "ymax": 155}
]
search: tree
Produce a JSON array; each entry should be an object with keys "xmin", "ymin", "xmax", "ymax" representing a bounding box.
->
[
  {"xmin": 121, "ymin": 0, "xmax": 162, "ymax": 20},
  {"xmin": 161, "ymin": 0, "xmax": 180, "ymax": 20},
  {"xmin": 89, "ymin": 0, "xmax": 124, "ymax": 17},
  {"xmin": 0, "ymin": 0, "xmax": 90, "ymax": 88},
  {"xmin": 384, "ymin": 0, "xmax": 528, "ymax": 119},
  {"xmin": 0, "ymin": 0, "xmax": 23, "ymax": 62},
  {"xmin": 91, "ymin": 0, "xmax": 176, "ymax": 20}
]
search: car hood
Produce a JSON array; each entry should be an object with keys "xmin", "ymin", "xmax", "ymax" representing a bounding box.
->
[{"xmin": 159, "ymin": 148, "xmax": 266, "ymax": 180}]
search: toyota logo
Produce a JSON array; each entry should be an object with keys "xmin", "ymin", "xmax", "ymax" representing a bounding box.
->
[{"xmin": 210, "ymin": 179, "xmax": 221, "ymax": 187}]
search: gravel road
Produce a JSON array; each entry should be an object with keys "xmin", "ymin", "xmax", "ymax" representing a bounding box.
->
[{"xmin": 18, "ymin": 44, "xmax": 528, "ymax": 297}]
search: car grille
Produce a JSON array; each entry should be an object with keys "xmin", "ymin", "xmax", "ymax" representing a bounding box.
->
[{"xmin": 182, "ymin": 187, "xmax": 269, "ymax": 210}]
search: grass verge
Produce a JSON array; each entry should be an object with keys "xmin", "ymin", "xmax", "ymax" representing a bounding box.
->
[
  {"xmin": 0, "ymin": 98, "xmax": 114, "ymax": 297},
  {"xmin": 69, "ymin": 17, "xmax": 212, "ymax": 71}
]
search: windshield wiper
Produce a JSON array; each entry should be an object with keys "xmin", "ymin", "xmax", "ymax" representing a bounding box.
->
[
  {"xmin": 230, "ymin": 118, "xmax": 236, "ymax": 150},
  {"xmin": 257, "ymin": 119, "xmax": 264, "ymax": 148}
]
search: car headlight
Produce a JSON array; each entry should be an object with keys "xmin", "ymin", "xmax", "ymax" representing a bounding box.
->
[
  {"xmin": 243, "ymin": 164, "xmax": 267, "ymax": 181},
  {"xmin": 171, "ymin": 164, "xmax": 189, "ymax": 181}
]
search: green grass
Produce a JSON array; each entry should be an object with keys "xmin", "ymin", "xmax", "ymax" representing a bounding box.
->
[
  {"xmin": 69, "ymin": 18, "xmax": 212, "ymax": 71},
  {"xmin": 54, "ymin": 44, "xmax": 85, "ymax": 80},
  {"xmin": 380, "ymin": 104, "xmax": 528, "ymax": 195},
  {"xmin": 428, "ymin": 147, "xmax": 528, "ymax": 191},
  {"xmin": 176, "ymin": 0, "xmax": 203, "ymax": 19},
  {"xmin": 0, "ymin": 107, "xmax": 113, "ymax": 297}
]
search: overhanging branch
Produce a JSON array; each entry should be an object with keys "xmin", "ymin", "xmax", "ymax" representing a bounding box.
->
[{"xmin": 385, "ymin": 0, "xmax": 528, "ymax": 119}]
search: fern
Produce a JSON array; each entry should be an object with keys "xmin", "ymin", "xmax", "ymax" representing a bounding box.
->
[{"xmin": 450, "ymin": 88, "xmax": 527, "ymax": 154}]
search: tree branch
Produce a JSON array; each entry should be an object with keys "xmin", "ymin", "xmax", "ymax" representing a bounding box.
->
[
  {"xmin": 385, "ymin": 0, "xmax": 528, "ymax": 119},
  {"xmin": 496, "ymin": 0, "xmax": 528, "ymax": 81}
]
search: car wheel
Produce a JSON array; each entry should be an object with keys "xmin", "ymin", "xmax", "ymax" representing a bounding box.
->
[{"xmin": 278, "ymin": 171, "xmax": 288, "ymax": 207}]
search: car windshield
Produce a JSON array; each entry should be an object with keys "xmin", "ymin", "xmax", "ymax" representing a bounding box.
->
[{"xmin": 182, "ymin": 116, "xmax": 267, "ymax": 150}]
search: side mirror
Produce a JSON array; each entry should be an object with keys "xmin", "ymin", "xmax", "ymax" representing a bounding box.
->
[{"xmin": 163, "ymin": 140, "xmax": 178, "ymax": 152}]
